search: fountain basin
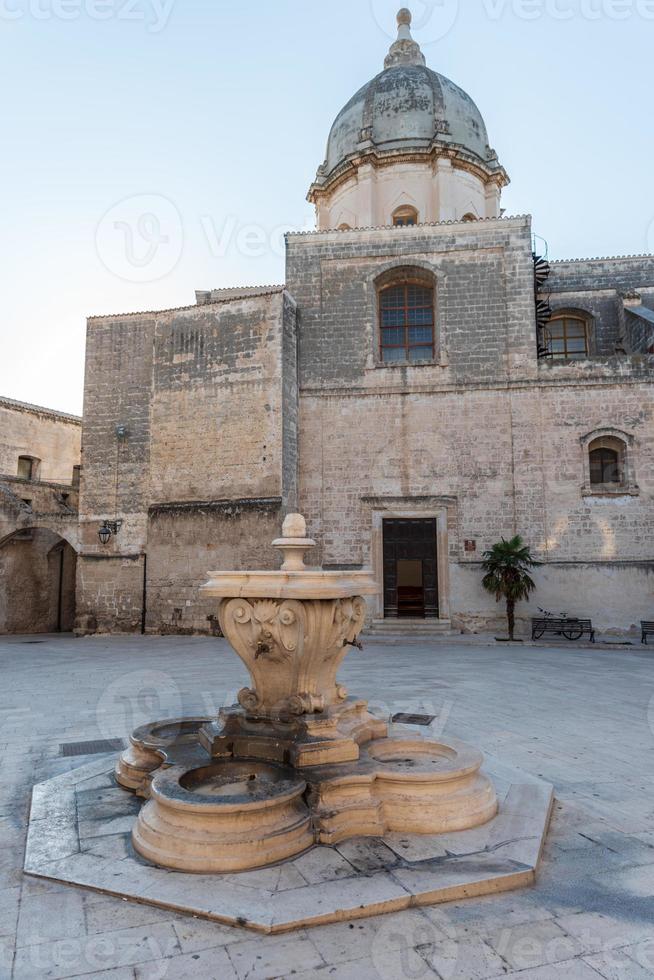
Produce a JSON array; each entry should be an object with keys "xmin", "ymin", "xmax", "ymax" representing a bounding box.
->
[
  {"xmin": 132, "ymin": 760, "xmax": 312, "ymax": 873},
  {"xmin": 115, "ymin": 717, "xmax": 212, "ymax": 795}
]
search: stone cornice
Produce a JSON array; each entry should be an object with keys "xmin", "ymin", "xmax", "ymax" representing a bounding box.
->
[
  {"xmin": 0, "ymin": 396, "xmax": 81, "ymax": 425},
  {"xmin": 308, "ymin": 144, "xmax": 510, "ymax": 204}
]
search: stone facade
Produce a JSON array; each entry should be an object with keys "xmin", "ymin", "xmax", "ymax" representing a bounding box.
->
[
  {"xmin": 4, "ymin": 11, "xmax": 654, "ymax": 637},
  {"xmin": 75, "ymin": 289, "xmax": 297, "ymax": 635},
  {"xmin": 285, "ymin": 218, "xmax": 654, "ymax": 633},
  {"xmin": 69, "ymin": 215, "xmax": 654, "ymax": 636},
  {"xmin": 0, "ymin": 398, "xmax": 81, "ymax": 634}
]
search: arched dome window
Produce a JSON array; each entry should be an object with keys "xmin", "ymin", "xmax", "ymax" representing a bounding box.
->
[
  {"xmin": 544, "ymin": 312, "xmax": 590, "ymax": 360},
  {"xmin": 392, "ymin": 206, "xmax": 419, "ymax": 227},
  {"xmin": 377, "ymin": 269, "xmax": 435, "ymax": 364},
  {"xmin": 338, "ymin": 223, "xmax": 352, "ymax": 231},
  {"xmin": 462, "ymin": 213, "xmax": 478, "ymax": 222}
]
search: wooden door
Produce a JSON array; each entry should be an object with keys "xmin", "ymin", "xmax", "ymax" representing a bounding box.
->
[{"xmin": 382, "ymin": 519, "xmax": 438, "ymax": 619}]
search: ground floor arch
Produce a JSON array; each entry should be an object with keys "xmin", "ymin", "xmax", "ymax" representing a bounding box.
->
[{"xmin": 0, "ymin": 527, "xmax": 77, "ymax": 634}]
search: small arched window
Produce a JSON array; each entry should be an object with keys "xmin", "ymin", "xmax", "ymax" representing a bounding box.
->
[
  {"xmin": 581, "ymin": 429, "xmax": 637, "ymax": 496},
  {"xmin": 392, "ymin": 206, "xmax": 419, "ymax": 227},
  {"xmin": 462, "ymin": 213, "xmax": 477, "ymax": 222},
  {"xmin": 338, "ymin": 223, "xmax": 352, "ymax": 231},
  {"xmin": 545, "ymin": 313, "xmax": 590, "ymax": 360},
  {"xmin": 378, "ymin": 274, "xmax": 435, "ymax": 363}
]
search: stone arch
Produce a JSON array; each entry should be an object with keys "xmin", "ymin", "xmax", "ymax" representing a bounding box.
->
[{"xmin": 0, "ymin": 524, "xmax": 79, "ymax": 634}]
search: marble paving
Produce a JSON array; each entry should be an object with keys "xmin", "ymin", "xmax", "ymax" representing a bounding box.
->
[{"xmin": 3, "ymin": 633, "xmax": 654, "ymax": 978}]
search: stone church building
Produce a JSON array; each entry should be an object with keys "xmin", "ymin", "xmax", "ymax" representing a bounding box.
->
[{"xmin": 2, "ymin": 10, "xmax": 653, "ymax": 635}]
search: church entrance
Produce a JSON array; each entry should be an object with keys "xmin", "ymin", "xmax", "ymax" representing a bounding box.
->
[{"xmin": 382, "ymin": 519, "xmax": 438, "ymax": 619}]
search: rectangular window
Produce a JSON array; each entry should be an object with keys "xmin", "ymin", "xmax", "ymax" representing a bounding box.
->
[{"xmin": 17, "ymin": 457, "xmax": 34, "ymax": 480}]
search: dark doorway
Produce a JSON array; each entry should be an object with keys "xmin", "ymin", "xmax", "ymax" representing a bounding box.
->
[{"xmin": 383, "ymin": 519, "xmax": 438, "ymax": 619}]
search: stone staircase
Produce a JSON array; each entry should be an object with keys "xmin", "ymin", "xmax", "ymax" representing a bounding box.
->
[{"xmin": 365, "ymin": 619, "xmax": 454, "ymax": 638}]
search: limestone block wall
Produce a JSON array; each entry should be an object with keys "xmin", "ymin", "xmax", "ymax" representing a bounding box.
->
[
  {"xmin": 145, "ymin": 502, "xmax": 282, "ymax": 635},
  {"xmin": 77, "ymin": 289, "xmax": 297, "ymax": 634},
  {"xmin": 545, "ymin": 256, "xmax": 654, "ymax": 356},
  {"xmin": 0, "ymin": 398, "xmax": 81, "ymax": 485},
  {"xmin": 288, "ymin": 220, "xmax": 654, "ymax": 632}
]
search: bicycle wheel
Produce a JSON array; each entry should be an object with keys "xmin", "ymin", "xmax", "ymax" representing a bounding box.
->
[
  {"xmin": 563, "ymin": 627, "xmax": 583, "ymax": 641},
  {"xmin": 533, "ymin": 628, "xmax": 546, "ymax": 640}
]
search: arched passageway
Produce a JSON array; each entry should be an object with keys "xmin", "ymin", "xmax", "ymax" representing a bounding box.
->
[{"xmin": 0, "ymin": 528, "xmax": 77, "ymax": 634}]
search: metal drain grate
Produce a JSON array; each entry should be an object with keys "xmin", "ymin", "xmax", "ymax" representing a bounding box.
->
[
  {"xmin": 392, "ymin": 713, "xmax": 436, "ymax": 726},
  {"xmin": 60, "ymin": 738, "xmax": 125, "ymax": 757}
]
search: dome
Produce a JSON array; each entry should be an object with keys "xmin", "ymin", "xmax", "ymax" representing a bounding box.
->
[
  {"xmin": 324, "ymin": 64, "xmax": 495, "ymax": 180},
  {"xmin": 308, "ymin": 10, "xmax": 508, "ymax": 230}
]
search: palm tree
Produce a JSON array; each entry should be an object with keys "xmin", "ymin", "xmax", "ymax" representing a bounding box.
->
[{"xmin": 481, "ymin": 536, "xmax": 539, "ymax": 641}]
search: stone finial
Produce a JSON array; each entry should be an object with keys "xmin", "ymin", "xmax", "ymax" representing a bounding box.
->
[
  {"xmin": 384, "ymin": 8, "xmax": 426, "ymax": 69},
  {"xmin": 282, "ymin": 513, "xmax": 307, "ymax": 539},
  {"xmin": 273, "ymin": 514, "xmax": 316, "ymax": 572}
]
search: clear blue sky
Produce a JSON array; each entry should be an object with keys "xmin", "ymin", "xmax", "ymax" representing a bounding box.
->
[{"xmin": 1, "ymin": 0, "xmax": 652, "ymax": 414}]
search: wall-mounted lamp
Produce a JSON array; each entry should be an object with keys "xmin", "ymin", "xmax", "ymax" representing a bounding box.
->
[{"xmin": 98, "ymin": 520, "xmax": 122, "ymax": 546}]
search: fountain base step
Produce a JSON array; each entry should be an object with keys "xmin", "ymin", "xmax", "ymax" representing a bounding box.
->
[
  {"xmin": 199, "ymin": 698, "xmax": 388, "ymax": 769},
  {"xmin": 126, "ymin": 731, "xmax": 500, "ymax": 873},
  {"xmin": 25, "ymin": 755, "xmax": 553, "ymax": 934}
]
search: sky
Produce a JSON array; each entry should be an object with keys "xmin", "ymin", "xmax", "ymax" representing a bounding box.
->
[{"xmin": 1, "ymin": 0, "xmax": 653, "ymax": 415}]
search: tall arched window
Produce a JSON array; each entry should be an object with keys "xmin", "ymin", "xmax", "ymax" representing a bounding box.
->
[
  {"xmin": 392, "ymin": 206, "xmax": 419, "ymax": 227},
  {"xmin": 378, "ymin": 274, "xmax": 435, "ymax": 363},
  {"xmin": 544, "ymin": 312, "xmax": 590, "ymax": 360}
]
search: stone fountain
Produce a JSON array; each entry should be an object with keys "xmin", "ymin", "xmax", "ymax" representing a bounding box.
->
[{"xmin": 116, "ymin": 514, "xmax": 498, "ymax": 873}]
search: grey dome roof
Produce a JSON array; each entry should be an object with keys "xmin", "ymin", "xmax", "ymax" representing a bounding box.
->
[
  {"xmin": 324, "ymin": 64, "xmax": 493, "ymax": 177},
  {"xmin": 316, "ymin": 10, "xmax": 500, "ymax": 187}
]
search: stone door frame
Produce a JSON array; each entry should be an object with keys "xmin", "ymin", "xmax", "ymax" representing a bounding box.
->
[{"xmin": 366, "ymin": 497, "xmax": 453, "ymax": 622}]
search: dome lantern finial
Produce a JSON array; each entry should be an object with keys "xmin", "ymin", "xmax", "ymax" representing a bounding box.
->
[{"xmin": 385, "ymin": 7, "xmax": 426, "ymax": 69}]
